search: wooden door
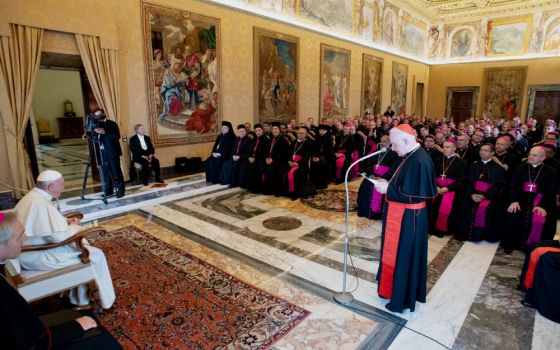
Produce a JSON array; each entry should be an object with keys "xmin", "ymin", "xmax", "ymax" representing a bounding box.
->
[
  {"xmin": 450, "ymin": 92, "xmax": 473, "ymax": 122},
  {"xmin": 532, "ymin": 91, "xmax": 560, "ymax": 124}
]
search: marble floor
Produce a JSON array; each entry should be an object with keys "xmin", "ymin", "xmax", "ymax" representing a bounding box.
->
[{"xmin": 12, "ymin": 174, "xmax": 560, "ymax": 349}]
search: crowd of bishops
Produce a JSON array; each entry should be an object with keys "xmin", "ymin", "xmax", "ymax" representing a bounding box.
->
[{"xmin": 205, "ymin": 112, "xmax": 560, "ymax": 255}]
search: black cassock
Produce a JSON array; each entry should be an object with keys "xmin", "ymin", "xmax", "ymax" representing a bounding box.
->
[
  {"xmin": 377, "ymin": 147, "xmax": 437, "ymax": 313},
  {"xmin": 282, "ymin": 139, "xmax": 313, "ymax": 199},
  {"xmin": 357, "ymin": 149, "xmax": 398, "ymax": 219},
  {"xmin": 310, "ymin": 133, "xmax": 334, "ymax": 190},
  {"xmin": 243, "ymin": 135, "xmax": 269, "ymax": 192},
  {"xmin": 456, "ymin": 160, "xmax": 505, "ymax": 242},
  {"xmin": 520, "ymin": 240, "xmax": 560, "ymax": 323},
  {"xmin": 259, "ymin": 135, "xmax": 291, "ymax": 196},
  {"xmin": 205, "ymin": 131, "xmax": 235, "ymax": 183},
  {"xmin": 424, "ymin": 147, "xmax": 442, "ymax": 165},
  {"xmin": 0, "ymin": 276, "xmax": 120, "ymax": 349},
  {"xmin": 333, "ymin": 134, "xmax": 356, "ymax": 182},
  {"xmin": 429, "ymin": 155, "xmax": 468, "ymax": 237},
  {"xmin": 219, "ymin": 136, "xmax": 251, "ymax": 186},
  {"xmin": 504, "ymin": 163, "xmax": 558, "ymax": 252}
]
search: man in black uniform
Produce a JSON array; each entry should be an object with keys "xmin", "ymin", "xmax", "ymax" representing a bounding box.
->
[{"xmin": 91, "ymin": 108, "xmax": 125, "ymax": 198}]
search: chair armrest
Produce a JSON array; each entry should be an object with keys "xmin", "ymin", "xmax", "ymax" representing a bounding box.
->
[
  {"xmin": 22, "ymin": 227, "xmax": 107, "ymax": 264},
  {"xmin": 64, "ymin": 211, "xmax": 84, "ymax": 220}
]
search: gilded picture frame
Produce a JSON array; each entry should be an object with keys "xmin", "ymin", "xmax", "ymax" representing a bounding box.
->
[
  {"xmin": 319, "ymin": 43, "xmax": 351, "ymax": 119},
  {"xmin": 483, "ymin": 66, "xmax": 528, "ymax": 118},
  {"xmin": 487, "ymin": 16, "xmax": 532, "ymax": 56},
  {"xmin": 253, "ymin": 27, "xmax": 299, "ymax": 124},
  {"xmin": 142, "ymin": 2, "xmax": 221, "ymax": 146},
  {"xmin": 361, "ymin": 53, "xmax": 383, "ymax": 115}
]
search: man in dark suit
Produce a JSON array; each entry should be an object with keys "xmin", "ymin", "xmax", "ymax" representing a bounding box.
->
[
  {"xmin": 92, "ymin": 108, "xmax": 126, "ymax": 197},
  {"xmin": 130, "ymin": 123, "xmax": 163, "ymax": 185}
]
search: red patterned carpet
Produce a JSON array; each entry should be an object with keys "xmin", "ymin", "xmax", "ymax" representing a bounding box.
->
[
  {"xmin": 90, "ymin": 226, "xmax": 309, "ymax": 349},
  {"xmin": 301, "ymin": 189, "xmax": 358, "ymax": 212}
]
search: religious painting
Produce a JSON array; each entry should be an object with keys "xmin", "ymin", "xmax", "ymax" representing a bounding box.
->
[
  {"xmin": 320, "ymin": 44, "xmax": 351, "ymax": 119},
  {"xmin": 299, "ymin": 0, "xmax": 353, "ymax": 33},
  {"xmin": 142, "ymin": 3, "xmax": 221, "ymax": 146},
  {"xmin": 450, "ymin": 28, "xmax": 474, "ymax": 57},
  {"xmin": 384, "ymin": 10, "xmax": 396, "ymax": 46},
  {"xmin": 483, "ymin": 66, "xmax": 527, "ymax": 119},
  {"xmin": 361, "ymin": 54, "xmax": 383, "ymax": 115},
  {"xmin": 253, "ymin": 27, "xmax": 299, "ymax": 124},
  {"xmin": 355, "ymin": 0, "xmax": 375, "ymax": 42},
  {"xmin": 544, "ymin": 16, "xmax": 560, "ymax": 51},
  {"xmin": 391, "ymin": 62, "xmax": 408, "ymax": 115},
  {"xmin": 488, "ymin": 16, "xmax": 532, "ymax": 56},
  {"xmin": 402, "ymin": 17, "xmax": 426, "ymax": 57}
]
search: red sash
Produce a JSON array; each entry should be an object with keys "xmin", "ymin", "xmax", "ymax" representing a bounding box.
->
[
  {"xmin": 435, "ymin": 177, "xmax": 456, "ymax": 232},
  {"xmin": 335, "ymin": 149, "xmax": 346, "ymax": 179},
  {"xmin": 473, "ymin": 181, "xmax": 492, "ymax": 228},
  {"xmin": 378, "ymin": 200, "xmax": 426, "ymax": 299},
  {"xmin": 288, "ymin": 155, "xmax": 302, "ymax": 192},
  {"xmin": 523, "ymin": 182, "xmax": 545, "ymax": 245},
  {"xmin": 370, "ymin": 165, "xmax": 390, "ymax": 214},
  {"xmin": 524, "ymin": 247, "xmax": 560, "ymax": 289}
]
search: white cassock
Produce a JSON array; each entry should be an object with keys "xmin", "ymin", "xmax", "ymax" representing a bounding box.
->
[{"xmin": 15, "ymin": 188, "xmax": 115, "ymax": 309}]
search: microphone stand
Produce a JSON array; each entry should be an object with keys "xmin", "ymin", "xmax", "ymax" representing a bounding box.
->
[{"xmin": 333, "ymin": 147, "xmax": 386, "ymax": 305}]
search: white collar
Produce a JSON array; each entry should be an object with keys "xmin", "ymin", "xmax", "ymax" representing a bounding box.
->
[
  {"xmin": 33, "ymin": 187, "xmax": 53, "ymax": 201},
  {"xmin": 482, "ymin": 159, "xmax": 491, "ymax": 164}
]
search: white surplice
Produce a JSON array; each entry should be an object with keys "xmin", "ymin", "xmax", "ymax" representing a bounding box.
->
[{"xmin": 15, "ymin": 188, "xmax": 115, "ymax": 309}]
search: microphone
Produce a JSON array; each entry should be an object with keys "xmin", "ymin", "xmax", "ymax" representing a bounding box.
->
[{"xmin": 334, "ymin": 147, "xmax": 386, "ymax": 305}]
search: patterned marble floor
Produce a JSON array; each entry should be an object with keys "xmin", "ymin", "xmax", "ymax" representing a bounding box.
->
[{"xmin": 50, "ymin": 174, "xmax": 560, "ymax": 349}]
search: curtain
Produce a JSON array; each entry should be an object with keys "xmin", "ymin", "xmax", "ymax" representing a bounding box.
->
[
  {"xmin": 0, "ymin": 24, "xmax": 43, "ymax": 198},
  {"xmin": 75, "ymin": 34, "xmax": 127, "ymax": 179}
]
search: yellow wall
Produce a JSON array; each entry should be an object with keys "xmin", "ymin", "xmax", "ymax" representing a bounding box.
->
[
  {"xmin": 1, "ymin": 0, "xmax": 429, "ymax": 173},
  {"xmin": 32, "ymin": 69, "xmax": 85, "ymax": 139},
  {"xmin": 426, "ymin": 57, "xmax": 560, "ymax": 120}
]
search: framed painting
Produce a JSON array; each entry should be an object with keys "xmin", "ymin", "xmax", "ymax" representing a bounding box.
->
[
  {"xmin": 483, "ymin": 66, "xmax": 527, "ymax": 118},
  {"xmin": 544, "ymin": 16, "xmax": 560, "ymax": 51},
  {"xmin": 488, "ymin": 16, "xmax": 532, "ymax": 56},
  {"xmin": 299, "ymin": 0, "xmax": 353, "ymax": 33},
  {"xmin": 391, "ymin": 62, "xmax": 408, "ymax": 115},
  {"xmin": 450, "ymin": 28, "xmax": 475, "ymax": 58},
  {"xmin": 402, "ymin": 16, "xmax": 426, "ymax": 57},
  {"xmin": 142, "ymin": 3, "xmax": 221, "ymax": 146},
  {"xmin": 253, "ymin": 27, "xmax": 299, "ymax": 124},
  {"xmin": 320, "ymin": 44, "xmax": 351, "ymax": 119},
  {"xmin": 361, "ymin": 54, "xmax": 383, "ymax": 115}
]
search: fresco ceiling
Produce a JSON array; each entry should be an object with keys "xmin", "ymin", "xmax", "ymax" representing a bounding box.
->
[{"xmin": 404, "ymin": 0, "xmax": 560, "ymax": 23}]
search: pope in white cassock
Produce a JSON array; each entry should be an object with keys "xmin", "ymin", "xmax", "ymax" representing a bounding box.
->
[{"xmin": 15, "ymin": 170, "xmax": 115, "ymax": 309}]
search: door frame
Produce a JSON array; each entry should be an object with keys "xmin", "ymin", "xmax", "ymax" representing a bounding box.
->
[
  {"xmin": 527, "ymin": 84, "xmax": 560, "ymax": 120},
  {"xmin": 445, "ymin": 86, "xmax": 479, "ymax": 122}
]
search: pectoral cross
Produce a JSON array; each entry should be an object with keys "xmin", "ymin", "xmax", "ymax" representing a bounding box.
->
[
  {"xmin": 528, "ymin": 183, "xmax": 536, "ymax": 192},
  {"xmin": 440, "ymin": 173, "xmax": 447, "ymax": 179}
]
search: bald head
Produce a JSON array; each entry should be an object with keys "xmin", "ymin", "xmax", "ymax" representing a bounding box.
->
[
  {"xmin": 389, "ymin": 127, "xmax": 418, "ymax": 156},
  {"xmin": 527, "ymin": 146, "xmax": 546, "ymax": 166}
]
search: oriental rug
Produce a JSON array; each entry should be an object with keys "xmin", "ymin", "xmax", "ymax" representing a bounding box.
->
[
  {"xmin": 301, "ymin": 189, "xmax": 358, "ymax": 212},
  {"xmin": 90, "ymin": 225, "xmax": 310, "ymax": 349}
]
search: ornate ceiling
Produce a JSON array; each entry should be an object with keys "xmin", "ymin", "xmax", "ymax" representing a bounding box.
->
[{"xmin": 401, "ymin": 0, "xmax": 560, "ymax": 23}]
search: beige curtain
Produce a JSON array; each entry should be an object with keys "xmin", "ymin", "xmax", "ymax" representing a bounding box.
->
[
  {"xmin": 75, "ymin": 34, "xmax": 120, "ymax": 122},
  {"xmin": 0, "ymin": 24, "xmax": 44, "ymax": 198},
  {"xmin": 75, "ymin": 34, "xmax": 127, "ymax": 179}
]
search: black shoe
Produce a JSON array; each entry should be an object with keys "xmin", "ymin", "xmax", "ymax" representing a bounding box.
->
[
  {"xmin": 142, "ymin": 181, "xmax": 148, "ymax": 186},
  {"xmin": 116, "ymin": 192, "xmax": 125, "ymax": 198},
  {"xmin": 155, "ymin": 178, "xmax": 164, "ymax": 184},
  {"xmin": 504, "ymin": 248, "xmax": 513, "ymax": 255}
]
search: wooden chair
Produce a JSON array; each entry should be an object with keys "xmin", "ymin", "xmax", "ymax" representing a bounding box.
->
[
  {"xmin": 3, "ymin": 220, "xmax": 107, "ymax": 303},
  {"xmin": 35, "ymin": 118, "xmax": 56, "ymax": 144}
]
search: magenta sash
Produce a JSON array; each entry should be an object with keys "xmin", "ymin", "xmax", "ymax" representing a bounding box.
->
[
  {"xmin": 523, "ymin": 182, "xmax": 545, "ymax": 245},
  {"xmin": 473, "ymin": 181, "xmax": 492, "ymax": 228},
  {"xmin": 350, "ymin": 151, "xmax": 359, "ymax": 178},
  {"xmin": 435, "ymin": 177, "xmax": 456, "ymax": 232},
  {"xmin": 370, "ymin": 165, "xmax": 390, "ymax": 213},
  {"xmin": 288, "ymin": 155, "xmax": 302, "ymax": 192},
  {"xmin": 335, "ymin": 149, "xmax": 346, "ymax": 179}
]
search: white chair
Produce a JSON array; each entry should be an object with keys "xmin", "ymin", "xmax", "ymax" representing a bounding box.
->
[{"xmin": 3, "ymin": 224, "xmax": 107, "ymax": 303}]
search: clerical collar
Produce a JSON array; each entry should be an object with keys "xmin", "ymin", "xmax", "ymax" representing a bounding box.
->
[
  {"xmin": 481, "ymin": 159, "xmax": 491, "ymax": 164},
  {"xmin": 33, "ymin": 187, "xmax": 53, "ymax": 201},
  {"xmin": 446, "ymin": 154, "xmax": 456, "ymax": 159},
  {"xmin": 531, "ymin": 163, "xmax": 542, "ymax": 168},
  {"xmin": 297, "ymin": 139, "xmax": 304, "ymax": 143}
]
